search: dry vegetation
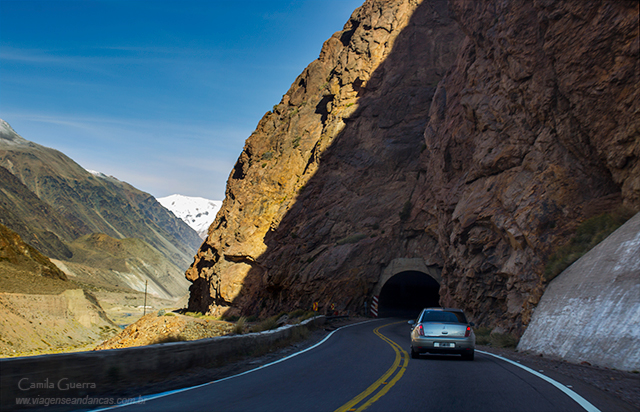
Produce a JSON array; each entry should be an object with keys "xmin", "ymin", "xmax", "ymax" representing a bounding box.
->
[
  {"xmin": 474, "ymin": 327, "xmax": 519, "ymax": 348},
  {"xmin": 95, "ymin": 309, "xmax": 319, "ymax": 351},
  {"xmin": 544, "ymin": 207, "xmax": 636, "ymax": 281}
]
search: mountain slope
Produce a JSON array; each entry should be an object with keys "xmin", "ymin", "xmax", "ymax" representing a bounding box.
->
[
  {"xmin": 64, "ymin": 233, "xmax": 190, "ymax": 300},
  {"xmin": 0, "ymin": 223, "xmax": 119, "ymax": 356},
  {"xmin": 0, "ymin": 119, "xmax": 197, "ymax": 299},
  {"xmin": 0, "ymin": 222, "xmax": 68, "ymax": 290},
  {"xmin": 0, "ymin": 165, "xmax": 77, "ymax": 260},
  {"xmin": 0, "ymin": 119, "xmax": 201, "ymax": 271},
  {"xmin": 158, "ymin": 194, "xmax": 221, "ymax": 239},
  {"xmin": 0, "ymin": 168, "xmax": 191, "ymax": 298}
]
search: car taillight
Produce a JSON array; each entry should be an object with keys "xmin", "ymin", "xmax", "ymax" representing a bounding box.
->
[
  {"xmin": 416, "ymin": 324, "xmax": 424, "ymax": 336},
  {"xmin": 465, "ymin": 326, "xmax": 471, "ymax": 337}
]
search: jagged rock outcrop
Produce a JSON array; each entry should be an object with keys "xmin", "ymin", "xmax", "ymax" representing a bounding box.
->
[
  {"xmin": 187, "ymin": 0, "xmax": 639, "ymax": 333},
  {"xmin": 187, "ymin": 0, "xmax": 464, "ymax": 316}
]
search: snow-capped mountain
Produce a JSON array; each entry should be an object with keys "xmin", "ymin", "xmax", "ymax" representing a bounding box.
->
[{"xmin": 158, "ymin": 194, "xmax": 221, "ymax": 239}]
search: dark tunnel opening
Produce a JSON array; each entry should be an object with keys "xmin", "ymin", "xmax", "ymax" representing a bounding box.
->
[{"xmin": 378, "ymin": 270, "xmax": 440, "ymax": 319}]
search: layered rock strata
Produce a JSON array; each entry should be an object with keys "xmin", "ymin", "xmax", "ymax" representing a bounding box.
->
[{"xmin": 188, "ymin": 0, "xmax": 639, "ymax": 333}]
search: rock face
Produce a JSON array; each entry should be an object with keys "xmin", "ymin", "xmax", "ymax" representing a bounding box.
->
[
  {"xmin": 187, "ymin": 0, "xmax": 639, "ymax": 333},
  {"xmin": 415, "ymin": 0, "xmax": 639, "ymax": 332},
  {"xmin": 187, "ymin": 0, "xmax": 464, "ymax": 317}
]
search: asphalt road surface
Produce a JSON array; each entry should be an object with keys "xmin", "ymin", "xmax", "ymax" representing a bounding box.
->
[{"xmin": 108, "ymin": 319, "xmax": 608, "ymax": 412}]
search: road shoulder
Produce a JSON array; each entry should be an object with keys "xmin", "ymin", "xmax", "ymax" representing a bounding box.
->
[{"xmin": 478, "ymin": 345, "xmax": 639, "ymax": 412}]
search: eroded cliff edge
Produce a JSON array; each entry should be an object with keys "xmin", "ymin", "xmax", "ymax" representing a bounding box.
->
[{"xmin": 187, "ymin": 0, "xmax": 639, "ymax": 334}]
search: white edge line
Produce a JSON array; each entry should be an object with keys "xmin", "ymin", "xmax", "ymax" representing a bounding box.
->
[
  {"xmin": 477, "ymin": 350, "xmax": 601, "ymax": 412},
  {"xmin": 91, "ymin": 318, "xmax": 377, "ymax": 411}
]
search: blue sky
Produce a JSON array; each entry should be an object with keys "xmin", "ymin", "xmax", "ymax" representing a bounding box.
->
[{"xmin": 0, "ymin": 0, "xmax": 363, "ymax": 200}]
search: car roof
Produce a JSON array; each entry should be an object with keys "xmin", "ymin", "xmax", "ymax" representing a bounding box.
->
[{"xmin": 421, "ymin": 307, "xmax": 464, "ymax": 313}]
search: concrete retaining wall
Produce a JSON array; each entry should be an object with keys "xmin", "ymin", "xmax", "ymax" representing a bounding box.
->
[
  {"xmin": 518, "ymin": 212, "xmax": 640, "ymax": 371},
  {"xmin": 0, "ymin": 316, "xmax": 325, "ymax": 410}
]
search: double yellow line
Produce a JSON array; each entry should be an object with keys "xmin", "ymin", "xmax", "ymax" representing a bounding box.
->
[{"xmin": 334, "ymin": 321, "xmax": 409, "ymax": 412}]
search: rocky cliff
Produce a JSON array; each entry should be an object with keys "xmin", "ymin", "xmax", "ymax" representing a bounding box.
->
[
  {"xmin": 414, "ymin": 0, "xmax": 639, "ymax": 331},
  {"xmin": 187, "ymin": 0, "xmax": 639, "ymax": 333}
]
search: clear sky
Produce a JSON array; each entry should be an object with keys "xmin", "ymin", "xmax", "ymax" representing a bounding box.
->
[{"xmin": 0, "ymin": 0, "xmax": 363, "ymax": 200}]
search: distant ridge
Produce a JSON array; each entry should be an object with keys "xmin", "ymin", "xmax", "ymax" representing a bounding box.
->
[
  {"xmin": 0, "ymin": 118, "xmax": 199, "ymax": 299},
  {"xmin": 0, "ymin": 119, "xmax": 201, "ymax": 270}
]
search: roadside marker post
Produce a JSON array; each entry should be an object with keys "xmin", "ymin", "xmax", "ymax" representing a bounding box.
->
[{"xmin": 370, "ymin": 295, "xmax": 379, "ymax": 318}]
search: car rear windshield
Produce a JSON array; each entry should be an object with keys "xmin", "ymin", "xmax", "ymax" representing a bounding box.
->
[{"xmin": 420, "ymin": 311, "xmax": 467, "ymax": 324}]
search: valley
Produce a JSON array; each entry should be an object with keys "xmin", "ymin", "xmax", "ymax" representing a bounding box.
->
[{"xmin": 0, "ymin": 219, "xmax": 185, "ymax": 357}]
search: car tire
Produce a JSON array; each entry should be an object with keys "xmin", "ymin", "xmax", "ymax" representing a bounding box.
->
[
  {"xmin": 462, "ymin": 350, "xmax": 474, "ymax": 361},
  {"xmin": 410, "ymin": 347, "xmax": 419, "ymax": 359}
]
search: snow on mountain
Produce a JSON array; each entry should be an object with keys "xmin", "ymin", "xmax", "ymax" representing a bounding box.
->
[
  {"xmin": 158, "ymin": 194, "xmax": 221, "ymax": 239},
  {"xmin": 86, "ymin": 169, "xmax": 108, "ymax": 178},
  {"xmin": 0, "ymin": 119, "xmax": 28, "ymax": 145},
  {"xmin": 86, "ymin": 169, "xmax": 120, "ymax": 182}
]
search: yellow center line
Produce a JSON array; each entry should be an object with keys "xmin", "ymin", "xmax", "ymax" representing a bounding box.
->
[{"xmin": 334, "ymin": 321, "xmax": 409, "ymax": 412}]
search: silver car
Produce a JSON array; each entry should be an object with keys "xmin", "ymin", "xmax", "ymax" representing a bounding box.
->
[{"xmin": 408, "ymin": 308, "xmax": 476, "ymax": 360}]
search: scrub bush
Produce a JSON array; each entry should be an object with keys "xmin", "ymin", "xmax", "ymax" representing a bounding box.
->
[{"xmin": 544, "ymin": 207, "xmax": 634, "ymax": 281}]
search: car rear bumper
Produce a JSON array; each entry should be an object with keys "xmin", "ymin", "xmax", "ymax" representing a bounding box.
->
[{"xmin": 411, "ymin": 337, "xmax": 475, "ymax": 354}]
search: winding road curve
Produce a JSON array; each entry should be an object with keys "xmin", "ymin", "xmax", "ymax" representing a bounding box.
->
[{"xmin": 108, "ymin": 319, "xmax": 614, "ymax": 412}]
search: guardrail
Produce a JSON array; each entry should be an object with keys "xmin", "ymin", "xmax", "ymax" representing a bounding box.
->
[{"xmin": 1, "ymin": 316, "xmax": 326, "ymax": 411}]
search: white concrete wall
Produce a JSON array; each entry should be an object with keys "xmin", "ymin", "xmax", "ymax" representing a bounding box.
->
[{"xmin": 518, "ymin": 212, "xmax": 640, "ymax": 371}]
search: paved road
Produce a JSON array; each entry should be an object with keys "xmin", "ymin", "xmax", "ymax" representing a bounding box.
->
[{"xmin": 112, "ymin": 319, "xmax": 607, "ymax": 412}]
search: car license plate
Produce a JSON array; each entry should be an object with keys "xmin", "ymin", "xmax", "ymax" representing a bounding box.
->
[{"xmin": 435, "ymin": 342, "xmax": 454, "ymax": 348}]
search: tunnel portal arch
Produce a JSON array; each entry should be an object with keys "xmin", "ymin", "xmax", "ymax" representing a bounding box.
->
[{"xmin": 374, "ymin": 258, "xmax": 442, "ymax": 319}]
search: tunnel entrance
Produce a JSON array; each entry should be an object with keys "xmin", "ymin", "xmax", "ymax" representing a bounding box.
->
[{"xmin": 378, "ymin": 270, "xmax": 440, "ymax": 319}]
